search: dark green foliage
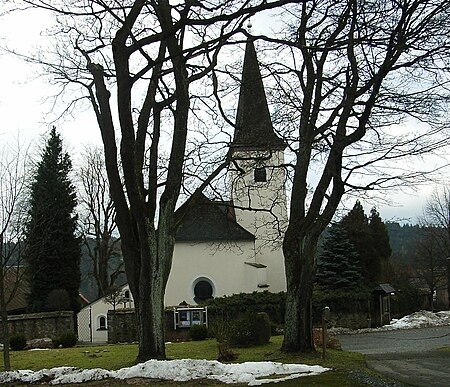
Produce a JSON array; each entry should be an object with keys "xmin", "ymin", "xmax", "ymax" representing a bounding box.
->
[
  {"xmin": 369, "ymin": 208, "xmax": 392, "ymax": 259},
  {"xmin": 24, "ymin": 128, "xmax": 81, "ymax": 313},
  {"xmin": 228, "ymin": 312, "xmax": 271, "ymax": 347},
  {"xmin": 53, "ymin": 330, "xmax": 77, "ymax": 348},
  {"xmin": 340, "ymin": 201, "xmax": 374, "ymax": 282},
  {"xmin": 316, "ymin": 223, "xmax": 363, "ymax": 290},
  {"xmin": 46, "ymin": 289, "xmax": 71, "ymax": 311},
  {"xmin": 203, "ymin": 291, "xmax": 285, "ymax": 324},
  {"xmin": 339, "ymin": 201, "xmax": 393, "ymax": 285},
  {"xmin": 9, "ymin": 333, "xmax": 27, "ymax": 351},
  {"xmin": 369, "ymin": 207, "xmax": 392, "ymax": 282},
  {"xmin": 385, "ymin": 222, "xmax": 421, "ymax": 264},
  {"xmin": 189, "ymin": 324, "xmax": 208, "ymax": 341},
  {"xmin": 391, "ymin": 286, "xmax": 423, "ymax": 316},
  {"xmin": 312, "ymin": 288, "xmax": 369, "ymax": 323}
]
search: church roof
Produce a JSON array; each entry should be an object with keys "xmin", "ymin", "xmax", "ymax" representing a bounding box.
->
[
  {"xmin": 176, "ymin": 194, "xmax": 255, "ymax": 242},
  {"xmin": 232, "ymin": 39, "xmax": 286, "ymax": 151}
]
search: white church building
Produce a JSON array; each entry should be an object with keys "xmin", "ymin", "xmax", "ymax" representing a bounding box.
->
[{"xmin": 78, "ymin": 39, "xmax": 288, "ymax": 343}]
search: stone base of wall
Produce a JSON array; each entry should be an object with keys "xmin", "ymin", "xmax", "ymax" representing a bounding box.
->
[
  {"xmin": 107, "ymin": 309, "xmax": 193, "ymax": 343},
  {"xmin": 0, "ymin": 311, "xmax": 75, "ymax": 343}
]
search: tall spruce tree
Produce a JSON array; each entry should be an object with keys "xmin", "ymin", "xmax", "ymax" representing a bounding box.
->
[
  {"xmin": 340, "ymin": 201, "xmax": 392, "ymax": 285},
  {"xmin": 341, "ymin": 201, "xmax": 376, "ymax": 283},
  {"xmin": 369, "ymin": 207, "xmax": 392, "ymax": 282},
  {"xmin": 25, "ymin": 128, "xmax": 80, "ymax": 312},
  {"xmin": 316, "ymin": 223, "xmax": 362, "ymax": 290}
]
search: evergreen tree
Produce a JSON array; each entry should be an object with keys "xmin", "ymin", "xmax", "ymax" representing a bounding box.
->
[
  {"xmin": 340, "ymin": 201, "xmax": 392, "ymax": 285},
  {"xmin": 369, "ymin": 207, "xmax": 392, "ymax": 282},
  {"xmin": 340, "ymin": 200, "xmax": 374, "ymax": 282},
  {"xmin": 316, "ymin": 223, "xmax": 362, "ymax": 290},
  {"xmin": 25, "ymin": 128, "xmax": 80, "ymax": 312}
]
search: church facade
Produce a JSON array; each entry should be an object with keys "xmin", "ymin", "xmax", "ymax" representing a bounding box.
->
[{"xmin": 77, "ymin": 39, "xmax": 287, "ymax": 342}]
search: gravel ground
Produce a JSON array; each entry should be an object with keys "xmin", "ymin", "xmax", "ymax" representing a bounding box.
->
[{"xmin": 348, "ymin": 370, "xmax": 409, "ymax": 386}]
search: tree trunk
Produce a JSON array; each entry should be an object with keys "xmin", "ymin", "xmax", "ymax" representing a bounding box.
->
[
  {"xmin": 132, "ymin": 218, "xmax": 173, "ymax": 362},
  {"xmin": 136, "ymin": 274, "xmax": 166, "ymax": 361},
  {"xmin": 97, "ymin": 236, "xmax": 110, "ymax": 297},
  {"xmin": 0, "ymin": 265, "xmax": 11, "ymax": 371},
  {"xmin": 282, "ymin": 231, "xmax": 318, "ymax": 353}
]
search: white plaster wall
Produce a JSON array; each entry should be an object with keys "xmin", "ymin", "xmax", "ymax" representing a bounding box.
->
[
  {"xmin": 165, "ymin": 241, "xmax": 263, "ymax": 306},
  {"xmin": 230, "ymin": 149, "xmax": 287, "ymax": 293},
  {"xmin": 77, "ymin": 285, "xmax": 134, "ymax": 343}
]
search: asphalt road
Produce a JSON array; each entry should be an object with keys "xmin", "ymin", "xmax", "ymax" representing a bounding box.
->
[{"xmin": 337, "ymin": 326, "xmax": 450, "ymax": 387}]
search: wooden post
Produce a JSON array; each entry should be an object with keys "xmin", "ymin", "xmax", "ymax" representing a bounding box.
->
[
  {"xmin": 379, "ymin": 294, "xmax": 383, "ymax": 326},
  {"xmin": 322, "ymin": 306, "xmax": 330, "ymax": 360}
]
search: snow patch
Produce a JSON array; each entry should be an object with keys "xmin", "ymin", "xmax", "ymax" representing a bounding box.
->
[
  {"xmin": 0, "ymin": 359, "xmax": 330, "ymax": 385},
  {"xmin": 330, "ymin": 310, "xmax": 450, "ymax": 335}
]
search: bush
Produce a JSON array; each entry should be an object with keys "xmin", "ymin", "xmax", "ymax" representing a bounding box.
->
[
  {"xmin": 312, "ymin": 288, "xmax": 369, "ymax": 323},
  {"xmin": 231, "ymin": 312, "xmax": 271, "ymax": 347},
  {"xmin": 312, "ymin": 328, "xmax": 341, "ymax": 350},
  {"xmin": 53, "ymin": 330, "xmax": 77, "ymax": 348},
  {"xmin": 9, "ymin": 333, "xmax": 27, "ymax": 351},
  {"xmin": 204, "ymin": 291, "xmax": 286, "ymax": 324},
  {"xmin": 189, "ymin": 324, "xmax": 208, "ymax": 341},
  {"xmin": 210, "ymin": 318, "xmax": 238, "ymax": 361}
]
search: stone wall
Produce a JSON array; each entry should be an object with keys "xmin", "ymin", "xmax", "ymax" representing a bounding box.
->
[
  {"xmin": 107, "ymin": 309, "xmax": 138, "ymax": 343},
  {"xmin": 0, "ymin": 311, "xmax": 75, "ymax": 342},
  {"xmin": 107, "ymin": 309, "xmax": 192, "ymax": 343}
]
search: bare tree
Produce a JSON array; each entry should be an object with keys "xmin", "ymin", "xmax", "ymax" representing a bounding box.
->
[
  {"xmin": 255, "ymin": 0, "xmax": 450, "ymax": 352},
  {"xmin": 103, "ymin": 286, "xmax": 124, "ymax": 311},
  {"xmin": 421, "ymin": 186, "xmax": 450, "ymax": 308},
  {"xmin": 11, "ymin": 0, "xmax": 293, "ymax": 361},
  {"xmin": 0, "ymin": 140, "xmax": 29, "ymax": 371},
  {"xmin": 78, "ymin": 146, "xmax": 123, "ymax": 298},
  {"xmin": 412, "ymin": 226, "xmax": 447, "ymax": 311},
  {"xmin": 424, "ymin": 187, "xmax": 450, "ymax": 255}
]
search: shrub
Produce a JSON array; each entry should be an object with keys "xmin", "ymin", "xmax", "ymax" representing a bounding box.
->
[
  {"xmin": 10, "ymin": 333, "xmax": 27, "ymax": 351},
  {"xmin": 313, "ymin": 328, "xmax": 341, "ymax": 350},
  {"xmin": 312, "ymin": 288, "xmax": 369, "ymax": 323},
  {"xmin": 189, "ymin": 324, "xmax": 208, "ymax": 341},
  {"xmin": 53, "ymin": 330, "xmax": 77, "ymax": 348},
  {"xmin": 231, "ymin": 312, "xmax": 271, "ymax": 347},
  {"xmin": 204, "ymin": 291, "xmax": 286, "ymax": 324},
  {"xmin": 210, "ymin": 318, "xmax": 238, "ymax": 361}
]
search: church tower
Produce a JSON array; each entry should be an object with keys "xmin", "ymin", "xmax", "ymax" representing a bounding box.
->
[{"xmin": 230, "ymin": 39, "xmax": 287, "ymax": 292}]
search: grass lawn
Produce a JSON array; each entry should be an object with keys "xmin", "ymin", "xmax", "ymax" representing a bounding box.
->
[{"xmin": 0, "ymin": 336, "xmax": 400, "ymax": 386}]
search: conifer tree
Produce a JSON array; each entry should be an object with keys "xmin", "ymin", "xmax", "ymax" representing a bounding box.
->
[
  {"xmin": 341, "ymin": 201, "xmax": 376, "ymax": 283},
  {"xmin": 340, "ymin": 202, "xmax": 392, "ymax": 284},
  {"xmin": 369, "ymin": 207, "xmax": 392, "ymax": 282},
  {"xmin": 25, "ymin": 128, "xmax": 80, "ymax": 312},
  {"xmin": 316, "ymin": 223, "xmax": 362, "ymax": 290}
]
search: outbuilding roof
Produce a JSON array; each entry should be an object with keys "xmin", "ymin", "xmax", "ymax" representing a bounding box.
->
[{"xmin": 373, "ymin": 283, "xmax": 396, "ymax": 294}]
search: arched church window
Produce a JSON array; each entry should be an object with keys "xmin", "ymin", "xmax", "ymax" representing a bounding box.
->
[
  {"xmin": 254, "ymin": 167, "xmax": 267, "ymax": 182},
  {"xmin": 97, "ymin": 315, "xmax": 107, "ymax": 330},
  {"xmin": 193, "ymin": 279, "xmax": 214, "ymax": 303}
]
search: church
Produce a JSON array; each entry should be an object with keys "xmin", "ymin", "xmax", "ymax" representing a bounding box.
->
[{"xmin": 77, "ymin": 38, "xmax": 288, "ymax": 342}]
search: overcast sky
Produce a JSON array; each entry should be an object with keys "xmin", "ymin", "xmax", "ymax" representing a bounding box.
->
[{"xmin": 0, "ymin": 7, "xmax": 447, "ymax": 225}]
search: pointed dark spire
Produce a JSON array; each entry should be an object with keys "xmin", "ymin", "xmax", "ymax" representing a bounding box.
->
[{"xmin": 232, "ymin": 39, "xmax": 286, "ymax": 151}]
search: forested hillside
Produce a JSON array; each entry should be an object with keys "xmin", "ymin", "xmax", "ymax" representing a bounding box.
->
[{"xmin": 385, "ymin": 223, "xmax": 423, "ymax": 264}]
